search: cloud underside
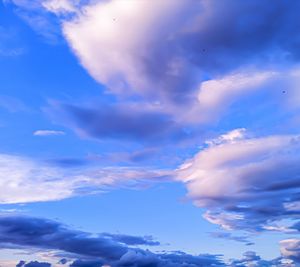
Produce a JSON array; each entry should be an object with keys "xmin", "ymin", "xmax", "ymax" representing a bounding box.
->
[
  {"xmin": 0, "ymin": 215, "xmax": 297, "ymax": 267},
  {"xmin": 0, "ymin": 215, "xmax": 224, "ymax": 267}
]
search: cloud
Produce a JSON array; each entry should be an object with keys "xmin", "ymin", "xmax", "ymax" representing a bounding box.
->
[
  {"xmin": 39, "ymin": 0, "xmax": 300, "ymax": 143},
  {"xmin": 50, "ymin": 102, "xmax": 188, "ymax": 143},
  {"xmin": 177, "ymin": 130, "xmax": 300, "ymax": 231},
  {"xmin": 58, "ymin": 0, "xmax": 300, "ymax": 109},
  {"xmin": 101, "ymin": 233, "xmax": 160, "ymax": 247},
  {"xmin": 0, "ymin": 153, "xmax": 170, "ymax": 204},
  {"xmin": 2, "ymin": 216, "xmax": 299, "ymax": 267},
  {"xmin": 42, "ymin": 0, "xmax": 79, "ymax": 15},
  {"xmin": 280, "ymin": 239, "xmax": 300, "ymax": 263},
  {"xmin": 227, "ymin": 251, "xmax": 283, "ymax": 267},
  {"xmin": 3, "ymin": 0, "xmax": 62, "ymax": 42},
  {"xmin": 63, "ymin": 1, "xmax": 299, "ymax": 87},
  {"xmin": 0, "ymin": 216, "xmax": 126, "ymax": 260},
  {"xmin": 205, "ymin": 128, "xmax": 246, "ymax": 146},
  {"xmin": 19, "ymin": 261, "xmax": 51, "ymax": 267},
  {"xmin": 69, "ymin": 259, "xmax": 103, "ymax": 267},
  {"xmin": 209, "ymin": 232, "xmax": 254, "ymax": 246},
  {"xmin": 197, "ymin": 71, "xmax": 276, "ymax": 122},
  {"xmin": 62, "ymin": 0, "xmax": 201, "ymax": 103},
  {"xmin": 33, "ymin": 130, "xmax": 66, "ymax": 136},
  {"xmin": 7, "ymin": 0, "xmax": 300, "ymax": 125},
  {"xmin": 0, "ymin": 215, "xmax": 224, "ymax": 267}
]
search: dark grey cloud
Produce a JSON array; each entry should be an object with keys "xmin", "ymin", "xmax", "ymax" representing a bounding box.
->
[
  {"xmin": 181, "ymin": 1, "xmax": 300, "ymax": 73},
  {"xmin": 59, "ymin": 258, "xmax": 68, "ymax": 265},
  {"xmin": 8, "ymin": 216, "xmax": 300, "ymax": 267},
  {"xmin": 54, "ymin": 103, "xmax": 188, "ymax": 144},
  {"xmin": 0, "ymin": 215, "xmax": 127, "ymax": 261},
  {"xmin": 24, "ymin": 262, "xmax": 51, "ymax": 267},
  {"xmin": 16, "ymin": 261, "xmax": 51, "ymax": 267},
  {"xmin": 16, "ymin": 261, "xmax": 26, "ymax": 267},
  {"xmin": 1, "ymin": 215, "xmax": 223, "ymax": 267}
]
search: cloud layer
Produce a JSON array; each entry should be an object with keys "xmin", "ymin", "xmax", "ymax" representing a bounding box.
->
[
  {"xmin": 0, "ymin": 215, "xmax": 224, "ymax": 267},
  {"xmin": 0, "ymin": 215, "xmax": 298, "ymax": 267}
]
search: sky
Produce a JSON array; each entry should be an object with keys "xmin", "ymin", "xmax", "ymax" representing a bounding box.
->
[{"xmin": 0, "ymin": 0, "xmax": 300, "ymax": 266}]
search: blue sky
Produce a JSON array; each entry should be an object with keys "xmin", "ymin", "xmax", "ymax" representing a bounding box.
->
[{"xmin": 1, "ymin": 0, "xmax": 300, "ymax": 266}]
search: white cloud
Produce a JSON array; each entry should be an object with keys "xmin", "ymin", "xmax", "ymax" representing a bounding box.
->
[
  {"xmin": 33, "ymin": 130, "xmax": 66, "ymax": 136},
  {"xmin": 205, "ymin": 128, "xmax": 246, "ymax": 146},
  {"xmin": 280, "ymin": 239, "xmax": 300, "ymax": 261},
  {"xmin": 0, "ymin": 154, "xmax": 169, "ymax": 204},
  {"xmin": 177, "ymin": 130, "xmax": 300, "ymax": 231},
  {"xmin": 42, "ymin": 0, "xmax": 79, "ymax": 15},
  {"xmin": 61, "ymin": 0, "xmax": 200, "ymax": 103},
  {"xmin": 197, "ymin": 71, "xmax": 276, "ymax": 122}
]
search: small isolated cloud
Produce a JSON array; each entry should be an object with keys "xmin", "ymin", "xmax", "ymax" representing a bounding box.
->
[
  {"xmin": 205, "ymin": 128, "xmax": 246, "ymax": 146},
  {"xmin": 33, "ymin": 130, "xmax": 65, "ymax": 136},
  {"xmin": 209, "ymin": 232, "xmax": 254, "ymax": 246},
  {"xmin": 177, "ymin": 130, "xmax": 300, "ymax": 232}
]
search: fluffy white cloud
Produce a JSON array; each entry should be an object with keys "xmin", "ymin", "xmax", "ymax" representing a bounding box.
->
[
  {"xmin": 177, "ymin": 130, "xmax": 300, "ymax": 231},
  {"xmin": 0, "ymin": 154, "xmax": 169, "ymax": 204},
  {"xmin": 62, "ymin": 0, "xmax": 199, "ymax": 102}
]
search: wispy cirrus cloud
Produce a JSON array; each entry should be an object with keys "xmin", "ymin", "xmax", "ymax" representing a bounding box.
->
[
  {"xmin": 0, "ymin": 153, "xmax": 170, "ymax": 204},
  {"xmin": 209, "ymin": 232, "xmax": 254, "ymax": 246}
]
